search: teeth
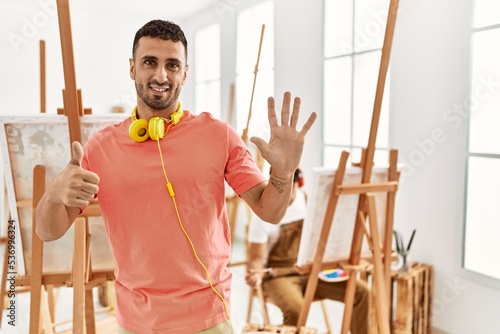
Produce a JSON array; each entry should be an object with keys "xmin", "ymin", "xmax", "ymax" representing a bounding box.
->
[{"xmin": 151, "ymin": 86, "xmax": 167, "ymax": 92}]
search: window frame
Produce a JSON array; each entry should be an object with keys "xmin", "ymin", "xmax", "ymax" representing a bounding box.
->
[
  {"xmin": 193, "ymin": 23, "xmax": 222, "ymax": 119},
  {"xmin": 322, "ymin": 0, "xmax": 392, "ymax": 167},
  {"xmin": 460, "ymin": 5, "xmax": 500, "ymax": 288}
]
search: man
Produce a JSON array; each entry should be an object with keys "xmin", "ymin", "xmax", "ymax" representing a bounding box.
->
[
  {"xmin": 246, "ymin": 169, "xmax": 369, "ymax": 334},
  {"xmin": 36, "ymin": 20, "xmax": 316, "ymax": 334}
]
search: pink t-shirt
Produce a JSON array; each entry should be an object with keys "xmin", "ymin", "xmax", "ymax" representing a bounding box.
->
[{"xmin": 82, "ymin": 111, "xmax": 266, "ymax": 333}]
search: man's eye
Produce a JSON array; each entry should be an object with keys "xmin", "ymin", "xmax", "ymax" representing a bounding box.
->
[
  {"xmin": 144, "ymin": 60, "xmax": 156, "ymax": 66},
  {"xmin": 166, "ymin": 63, "xmax": 181, "ymax": 72}
]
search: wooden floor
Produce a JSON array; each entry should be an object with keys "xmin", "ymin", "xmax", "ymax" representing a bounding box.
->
[
  {"xmin": 56, "ymin": 317, "xmax": 118, "ymax": 334},
  {"xmin": 91, "ymin": 317, "xmax": 118, "ymax": 334}
]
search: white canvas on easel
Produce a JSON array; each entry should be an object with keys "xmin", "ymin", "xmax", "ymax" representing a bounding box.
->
[
  {"xmin": 0, "ymin": 114, "xmax": 125, "ymax": 276},
  {"xmin": 297, "ymin": 165, "xmax": 399, "ymax": 268}
]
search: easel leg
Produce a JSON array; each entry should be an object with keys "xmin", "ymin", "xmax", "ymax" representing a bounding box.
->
[
  {"xmin": 85, "ymin": 287, "xmax": 96, "ymax": 333},
  {"xmin": 366, "ymin": 194, "xmax": 391, "ymax": 334},
  {"xmin": 384, "ymin": 150, "xmax": 399, "ymax": 317},
  {"xmin": 29, "ymin": 263, "xmax": 43, "ymax": 331},
  {"xmin": 320, "ymin": 300, "xmax": 333, "ymax": 334},
  {"xmin": 246, "ymin": 286, "xmax": 270, "ymax": 326},
  {"xmin": 257, "ymin": 286, "xmax": 270, "ymax": 325},
  {"xmin": 72, "ymin": 218, "xmax": 86, "ymax": 333},
  {"xmin": 246, "ymin": 287, "xmax": 254, "ymax": 324},
  {"xmin": 46, "ymin": 285, "xmax": 57, "ymax": 323},
  {"xmin": 340, "ymin": 275, "xmax": 357, "ymax": 334},
  {"xmin": 40, "ymin": 288, "xmax": 54, "ymax": 334},
  {"xmin": 30, "ymin": 165, "xmax": 46, "ymax": 334},
  {"xmin": 297, "ymin": 152, "xmax": 350, "ymax": 329}
]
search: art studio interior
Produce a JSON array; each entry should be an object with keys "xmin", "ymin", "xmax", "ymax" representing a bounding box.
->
[{"xmin": 1, "ymin": 0, "xmax": 499, "ymax": 333}]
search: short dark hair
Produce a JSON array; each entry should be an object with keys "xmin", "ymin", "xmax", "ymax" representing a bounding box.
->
[{"xmin": 132, "ymin": 20, "xmax": 188, "ymax": 61}]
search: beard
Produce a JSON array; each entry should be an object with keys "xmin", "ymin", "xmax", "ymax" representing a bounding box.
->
[{"xmin": 135, "ymin": 81, "xmax": 181, "ymax": 110}]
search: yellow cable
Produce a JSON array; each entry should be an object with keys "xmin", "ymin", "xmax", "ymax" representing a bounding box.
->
[{"xmin": 156, "ymin": 134, "xmax": 230, "ymax": 320}]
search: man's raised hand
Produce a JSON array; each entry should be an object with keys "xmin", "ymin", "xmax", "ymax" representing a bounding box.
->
[{"xmin": 250, "ymin": 91, "xmax": 317, "ymax": 176}]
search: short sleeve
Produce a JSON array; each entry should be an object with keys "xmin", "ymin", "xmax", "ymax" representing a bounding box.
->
[{"xmin": 224, "ymin": 125, "xmax": 266, "ymax": 195}]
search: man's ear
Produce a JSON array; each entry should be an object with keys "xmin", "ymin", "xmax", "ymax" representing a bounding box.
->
[
  {"xmin": 129, "ymin": 58, "xmax": 135, "ymax": 80},
  {"xmin": 182, "ymin": 64, "xmax": 189, "ymax": 85}
]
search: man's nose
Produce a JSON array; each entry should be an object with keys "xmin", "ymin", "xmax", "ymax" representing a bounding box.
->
[{"xmin": 154, "ymin": 66, "xmax": 167, "ymax": 83}]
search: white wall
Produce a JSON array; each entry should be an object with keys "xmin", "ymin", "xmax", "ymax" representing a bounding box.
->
[
  {"xmin": 391, "ymin": 0, "xmax": 500, "ymax": 333},
  {"xmin": 273, "ymin": 0, "xmax": 323, "ymax": 183},
  {"xmin": 2, "ymin": 0, "xmax": 500, "ymax": 333}
]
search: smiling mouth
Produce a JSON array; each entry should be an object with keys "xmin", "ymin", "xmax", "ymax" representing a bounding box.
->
[{"xmin": 150, "ymin": 85, "xmax": 168, "ymax": 93}]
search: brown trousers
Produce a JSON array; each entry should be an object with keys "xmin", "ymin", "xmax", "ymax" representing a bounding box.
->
[{"xmin": 263, "ymin": 220, "xmax": 369, "ymax": 334}]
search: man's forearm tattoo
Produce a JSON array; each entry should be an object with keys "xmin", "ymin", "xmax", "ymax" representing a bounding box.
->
[{"xmin": 270, "ymin": 176, "xmax": 288, "ymax": 194}]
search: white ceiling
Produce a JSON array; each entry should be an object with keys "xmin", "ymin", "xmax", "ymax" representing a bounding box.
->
[{"xmin": 76, "ymin": 0, "xmax": 215, "ymax": 21}]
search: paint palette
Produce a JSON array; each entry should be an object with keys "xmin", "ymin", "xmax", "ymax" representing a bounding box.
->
[{"xmin": 318, "ymin": 268, "xmax": 349, "ymax": 282}]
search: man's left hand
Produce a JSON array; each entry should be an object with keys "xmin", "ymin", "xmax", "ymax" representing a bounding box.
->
[{"xmin": 250, "ymin": 91, "xmax": 317, "ymax": 178}]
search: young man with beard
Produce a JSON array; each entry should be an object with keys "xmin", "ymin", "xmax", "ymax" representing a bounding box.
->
[{"xmin": 36, "ymin": 20, "xmax": 317, "ymax": 334}]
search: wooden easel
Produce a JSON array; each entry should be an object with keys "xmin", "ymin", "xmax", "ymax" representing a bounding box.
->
[
  {"xmin": 27, "ymin": 1, "xmax": 116, "ymax": 333},
  {"xmin": 296, "ymin": 0, "xmax": 400, "ymax": 333},
  {"xmin": 29, "ymin": 168, "xmax": 114, "ymax": 334},
  {"xmin": 227, "ymin": 24, "xmax": 266, "ymax": 267},
  {"xmin": 0, "ymin": 39, "xmax": 48, "ymax": 327},
  {"xmin": 55, "ymin": 2, "xmax": 92, "ymax": 330}
]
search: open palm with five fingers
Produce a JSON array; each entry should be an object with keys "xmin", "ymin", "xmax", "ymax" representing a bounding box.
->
[{"xmin": 250, "ymin": 91, "xmax": 317, "ymax": 178}]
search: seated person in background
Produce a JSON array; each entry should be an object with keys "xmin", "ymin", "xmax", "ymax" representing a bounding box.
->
[{"xmin": 245, "ymin": 168, "xmax": 369, "ymax": 334}]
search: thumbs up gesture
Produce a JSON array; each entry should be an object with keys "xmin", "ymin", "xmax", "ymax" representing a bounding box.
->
[{"xmin": 47, "ymin": 142, "xmax": 100, "ymax": 207}]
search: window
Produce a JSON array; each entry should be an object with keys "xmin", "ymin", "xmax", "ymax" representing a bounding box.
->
[
  {"xmin": 236, "ymin": 1, "xmax": 274, "ymax": 141},
  {"xmin": 323, "ymin": 0, "xmax": 391, "ymax": 166},
  {"xmin": 463, "ymin": 0, "xmax": 500, "ymax": 280},
  {"xmin": 194, "ymin": 23, "xmax": 221, "ymax": 119}
]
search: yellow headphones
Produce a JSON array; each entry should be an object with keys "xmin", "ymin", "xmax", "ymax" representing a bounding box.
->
[{"xmin": 129, "ymin": 102, "xmax": 184, "ymax": 142}]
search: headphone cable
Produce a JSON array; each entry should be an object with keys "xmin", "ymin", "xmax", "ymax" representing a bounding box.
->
[{"xmin": 155, "ymin": 132, "xmax": 230, "ymax": 320}]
